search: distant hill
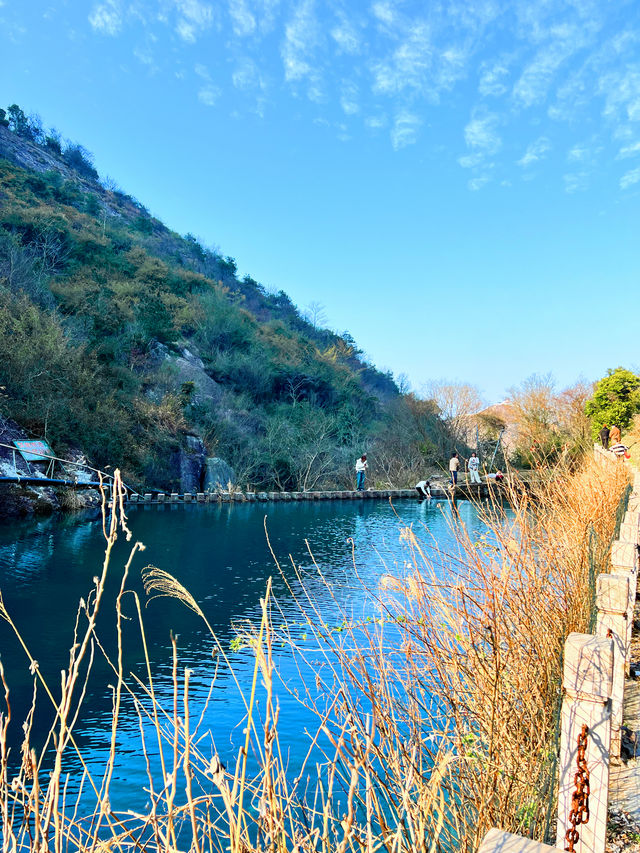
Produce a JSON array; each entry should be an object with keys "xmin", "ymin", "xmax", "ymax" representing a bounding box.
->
[{"xmin": 0, "ymin": 104, "xmax": 455, "ymax": 493}]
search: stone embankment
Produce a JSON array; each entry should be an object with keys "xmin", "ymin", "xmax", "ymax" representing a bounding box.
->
[
  {"xmin": 128, "ymin": 488, "xmax": 418, "ymax": 504},
  {"xmin": 126, "ymin": 481, "xmax": 496, "ymax": 504}
]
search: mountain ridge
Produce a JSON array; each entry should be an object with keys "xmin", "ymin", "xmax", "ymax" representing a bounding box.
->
[{"xmin": 0, "ymin": 106, "xmax": 454, "ymax": 497}]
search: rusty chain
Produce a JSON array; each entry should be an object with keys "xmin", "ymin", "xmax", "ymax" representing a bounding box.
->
[{"xmin": 565, "ymin": 724, "xmax": 590, "ymax": 853}]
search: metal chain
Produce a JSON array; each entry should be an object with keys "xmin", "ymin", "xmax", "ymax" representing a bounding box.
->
[{"xmin": 565, "ymin": 724, "xmax": 590, "ymax": 853}]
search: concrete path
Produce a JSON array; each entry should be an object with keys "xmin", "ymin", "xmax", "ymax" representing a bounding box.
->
[{"xmin": 609, "ymin": 590, "xmax": 640, "ymax": 822}]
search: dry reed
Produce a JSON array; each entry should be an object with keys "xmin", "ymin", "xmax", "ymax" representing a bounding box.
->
[{"xmin": 0, "ymin": 453, "xmax": 629, "ymax": 853}]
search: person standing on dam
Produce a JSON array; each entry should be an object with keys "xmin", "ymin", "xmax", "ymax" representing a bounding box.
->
[
  {"xmin": 467, "ymin": 451, "xmax": 481, "ymax": 483},
  {"xmin": 449, "ymin": 452, "xmax": 460, "ymax": 486},
  {"xmin": 355, "ymin": 454, "xmax": 368, "ymax": 490}
]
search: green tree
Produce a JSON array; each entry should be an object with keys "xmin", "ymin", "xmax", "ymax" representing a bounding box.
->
[
  {"xmin": 62, "ymin": 143, "xmax": 99, "ymax": 180},
  {"xmin": 7, "ymin": 104, "xmax": 34, "ymax": 139},
  {"xmin": 585, "ymin": 367, "xmax": 640, "ymax": 437},
  {"xmin": 44, "ymin": 130, "xmax": 62, "ymax": 154}
]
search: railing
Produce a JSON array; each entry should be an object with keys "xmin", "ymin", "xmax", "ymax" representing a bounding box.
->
[
  {"xmin": 0, "ymin": 440, "xmax": 141, "ymax": 495},
  {"xmin": 478, "ymin": 445, "xmax": 640, "ymax": 853}
]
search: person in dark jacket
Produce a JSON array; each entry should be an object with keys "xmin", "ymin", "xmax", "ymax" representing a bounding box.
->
[{"xmin": 599, "ymin": 424, "xmax": 610, "ymax": 449}]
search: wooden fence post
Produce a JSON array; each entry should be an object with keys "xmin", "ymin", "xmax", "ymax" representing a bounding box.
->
[
  {"xmin": 556, "ymin": 633, "xmax": 613, "ymax": 853},
  {"xmin": 596, "ymin": 574, "xmax": 630, "ymax": 757}
]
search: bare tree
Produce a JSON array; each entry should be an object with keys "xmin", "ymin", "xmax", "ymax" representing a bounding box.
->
[
  {"xmin": 30, "ymin": 217, "xmax": 71, "ymax": 280},
  {"xmin": 555, "ymin": 380, "xmax": 593, "ymax": 441},
  {"xmin": 507, "ymin": 373, "xmax": 557, "ymax": 444},
  {"xmin": 286, "ymin": 375, "xmax": 310, "ymax": 406},
  {"xmin": 262, "ymin": 406, "xmax": 339, "ymax": 491},
  {"xmin": 507, "ymin": 374, "xmax": 594, "ymax": 460},
  {"xmin": 303, "ymin": 300, "xmax": 328, "ymax": 329},
  {"xmin": 0, "ymin": 235, "xmax": 55, "ymax": 307},
  {"xmin": 421, "ymin": 380, "xmax": 485, "ymax": 445},
  {"xmin": 396, "ymin": 372, "xmax": 411, "ymax": 394}
]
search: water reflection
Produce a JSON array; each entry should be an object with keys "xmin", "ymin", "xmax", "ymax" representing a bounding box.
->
[{"xmin": 0, "ymin": 497, "xmax": 490, "ymax": 811}]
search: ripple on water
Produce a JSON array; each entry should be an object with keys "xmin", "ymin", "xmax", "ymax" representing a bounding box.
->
[{"xmin": 0, "ymin": 497, "xmax": 494, "ymax": 811}]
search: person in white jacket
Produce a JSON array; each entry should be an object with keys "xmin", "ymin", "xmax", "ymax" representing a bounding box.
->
[
  {"xmin": 355, "ymin": 454, "xmax": 368, "ymax": 490},
  {"xmin": 467, "ymin": 451, "xmax": 481, "ymax": 483},
  {"xmin": 415, "ymin": 479, "xmax": 431, "ymax": 499}
]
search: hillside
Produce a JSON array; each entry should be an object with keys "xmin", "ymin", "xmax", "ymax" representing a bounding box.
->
[{"xmin": 0, "ymin": 104, "xmax": 455, "ymax": 495}]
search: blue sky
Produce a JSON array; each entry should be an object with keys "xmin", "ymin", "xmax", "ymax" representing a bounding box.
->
[{"xmin": 1, "ymin": 0, "xmax": 639, "ymax": 403}]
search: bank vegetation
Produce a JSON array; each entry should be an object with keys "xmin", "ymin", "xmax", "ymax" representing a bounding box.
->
[{"xmin": 0, "ymin": 448, "xmax": 630, "ymax": 852}]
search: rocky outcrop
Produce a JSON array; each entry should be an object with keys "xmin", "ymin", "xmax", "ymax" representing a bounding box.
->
[
  {"xmin": 149, "ymin": 342, "xmax": 221, "ymax": 407},
  {"xmin": 204, "ymin": 457, "xmax": 236, "ymax": 491},
  {"xmin": 0, "ymin": 416, "xmax": 33, "ymax": 478},
  {"xmin": 0, "ymin": 126, "xmax": 78, "ymax": 180},
  {"xmin": 0, "ymin": 483, "xmax": 58, "ymax": 518},
  {"xmin": 61, "ymin": 450, "xmax": 97, "ymax": 484}
]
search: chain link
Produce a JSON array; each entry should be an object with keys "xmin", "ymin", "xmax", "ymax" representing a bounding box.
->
[{"xmin": 565, "ymin": 724, "xmax": 590, "ymax": 853}]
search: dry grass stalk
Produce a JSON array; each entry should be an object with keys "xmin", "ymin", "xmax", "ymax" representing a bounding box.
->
[{"xmin": 0, "ymin": 455, "xmax": 629, "ymax": 853}]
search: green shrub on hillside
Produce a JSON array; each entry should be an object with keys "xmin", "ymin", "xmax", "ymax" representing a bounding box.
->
[{"xmin": 0, "ymin": 112, "xmax": 450, "ymax": 489}]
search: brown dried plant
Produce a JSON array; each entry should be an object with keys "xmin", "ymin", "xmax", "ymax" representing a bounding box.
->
[{"xmin": 0, "ymin": 453, "xmax": 629, "ymax": 853}]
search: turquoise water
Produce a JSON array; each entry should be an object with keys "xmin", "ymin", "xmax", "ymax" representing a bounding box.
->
[{"xmin": 0, "ymin": 497, "xmax": 488, "ymax": 813}]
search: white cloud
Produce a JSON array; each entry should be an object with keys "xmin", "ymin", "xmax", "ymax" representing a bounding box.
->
[
  {"xmin": 198, "ymin": 85, "xmax": 221, "ymax": 106},
  {"xmin": 458, "ymin": 152, "xmax": 484, "ymax": 168},
  {"xmin": 514, "ymin": 45, "xmax": 570, "ymax": 107},
  {"xmin": 372, "ymin": 21, "xmax": 432, "ymax": 96},
  {"xmin": 250, "ymin": 0, "xmax": 281, "ymax": 36},
  {"xmin": 89, "ymin": 0, "xmax": 122, "ymax": 35},
  {"xmin": 371, "ymin": 1, "xmax": 396, "ymax": 27},
  {"xmin": 434, "ymin": 44, "xmax": 468, "ymax": 93},
  {"xmin": 598, "ymin": 68, "xmax": 640, "ymax": 125},
  {"xmin": 229, "ymin": 0, "xmax": 255, "ymax": 36},
  {"xmin": 307, "ymin": 82, "xmax": 326, "ymax": 103},
  {"xmin": 340, "ymin": 82, "xmax": 359, "ymax": 115},
  {"xmin": 336, "ymin": 122, "xmax": 351, "ymax": 142},
  {"xmin": 620, "ymin": 166, "xmax": 640, "ymax": 189},
  {"xmin": 567, "ymin": 144, "xmax": 589, "ymax": 162},
  {"xmin": 134, "ymin": 46, "xmax": 157, "ymax": 70},
  {"xmin": 365, "ymin": 115, "xmax": 387, "ymax": 129},
  {"xmin": 282, "ymin": 0, "xmax": 318, "ymax": 82},
  {"xmin": 469, "ymin": 175, "xmax": 490, "ymax": 191},
  {"xmin": 459, "ymin": 108, "xmax": 500, "ymax": 182},
  {"xmin": 513, "ymin": 20, "xmax": 598, "ymax": 109},
  {"xmin": 478, "ymin": 60, "xmax": 509, "ymax": 96},
  {"xmin": 174, "ymin": 0, "xmax": 215, "ymax": 42},
  {"xmin": 618, "ymin": 140, "xmax": 640, "ymax": 158},
  {"xmin": 390, "ymin": 110, "xmax": 421, "ymax": 150},
  {"xmin": 517, "ymin": 136, "xmax": 551, "ymax": 167},
  {"xmin": 564, "ymin": 172, "xmax": 589, "ymax": 193},
  {"xmin": 464, "ymin": 108, "xmax": 501, "ymax": 154},
  {"xmin": 548, "ymin": 70, "xmax": 589, "ymax": 122},
  {"xmin": 232, "ymin": 58, "xmax": 263, "ymax": 90},
  {"xmin": 331, "ymin": 14, "xmax": 361, "ymax": 54},
  {"xmin": 563, "ymin": 139, "xmax": 600, "ymax": 179}
]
